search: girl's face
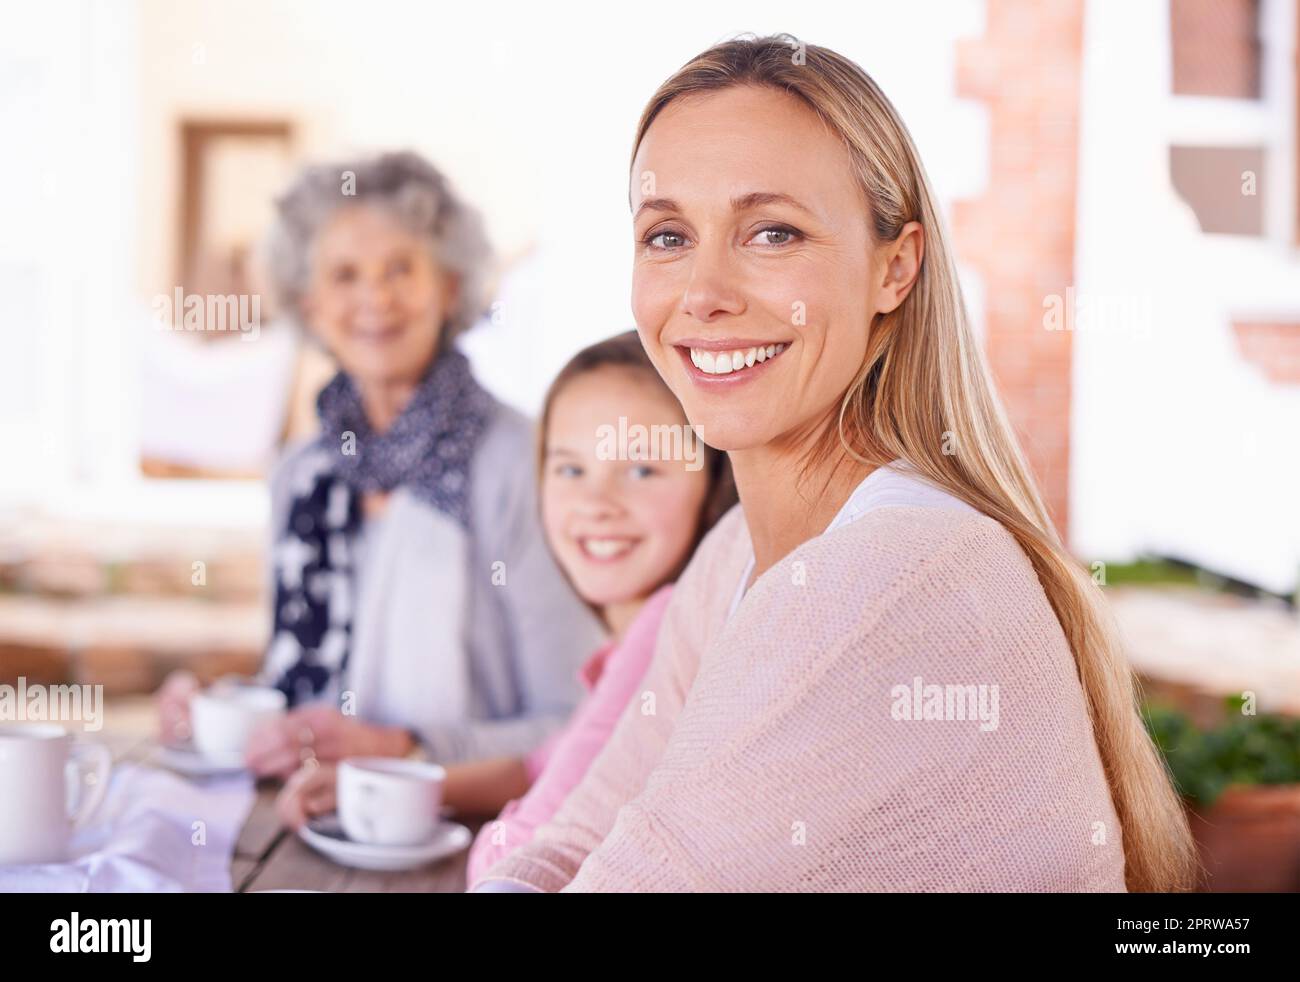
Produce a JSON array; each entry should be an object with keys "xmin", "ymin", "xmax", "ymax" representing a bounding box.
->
[
  {"xmin": 303, "ymin": 205, "xmax": 458, "ymax": 387},
  {"xmin": 542, "ymin": 367, "xmax": 711, "ymax": 609},
  {"xmin": 630, "ymin": 85, "xmax": 915, "ymax": 453}
]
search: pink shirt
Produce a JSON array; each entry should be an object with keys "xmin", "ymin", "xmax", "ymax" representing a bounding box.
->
[{"xmin": 465, "ymin": 584, "xmax": 674, "ymax": 883}]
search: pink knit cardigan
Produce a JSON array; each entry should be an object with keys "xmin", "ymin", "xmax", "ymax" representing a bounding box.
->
[
  {"xmin": 466, "ymin": 585, "xmax": 674, "ymax": 882},
  {"xmin": 476, "ymin": 497, "xmax": 1127, "ymax": 892}
]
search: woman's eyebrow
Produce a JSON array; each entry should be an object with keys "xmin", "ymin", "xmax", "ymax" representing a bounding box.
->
[
  {"xmin": 731, "ymin": 191, "xmax": 814, "ymax": 215},
  {"xmin": 633, "ymin": 197, "xmax": 678, "ymax": 220},
  {"xmin": 633, "ymin": 191, "xmax": 815, "ymax": 220}
]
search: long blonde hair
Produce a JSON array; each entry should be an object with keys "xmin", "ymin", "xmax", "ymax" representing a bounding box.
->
[{"xmin": 632, "ymin": 34, "xmax": 1197, "ymax": 892}]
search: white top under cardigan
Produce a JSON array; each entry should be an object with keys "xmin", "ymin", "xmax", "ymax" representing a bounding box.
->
[
  {"xmin": 725, "ymin": 459, "xmax": 978, "ymax": 620},
  {"xmin": 261, "ymin": 398, "xmax": 607, "ymax": 765}
]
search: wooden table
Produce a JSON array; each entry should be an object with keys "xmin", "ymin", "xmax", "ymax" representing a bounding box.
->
[
  {"xmin": 104, "ymin": 729, "xmax": 484, "ymax": 893},
  {"xmin": 231, "ymin": 783, "xmax": 486, "ymax": 893}
]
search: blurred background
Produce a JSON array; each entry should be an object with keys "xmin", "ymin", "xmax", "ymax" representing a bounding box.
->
[{"xmin": 0, "ymin": 0, "xmax": 1297, "ymax": 889}]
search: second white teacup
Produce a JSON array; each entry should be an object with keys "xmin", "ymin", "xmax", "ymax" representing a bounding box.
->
[
  {"xmin": 190, "ymin": 681, "xmax": 286, "ymax": 759},
  {"xmin": 338, "ymin": 757, "xmax": 445, "ymax": 846},
  {"xmin": 0, "ymin": 723, "xmax": 111, "ymax": 866}
]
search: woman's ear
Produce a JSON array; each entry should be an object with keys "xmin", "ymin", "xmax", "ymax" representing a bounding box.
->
[
  {"xmin": 444, "ymin": 271, "xmax": 462, "ymax": 311},
  {"xmin": 297, "ymin": 292, "xmax": 316, "ymax": 329},
  {"xmin": 874, "ymin": 221, "xmax": 925, "ymax": 315},
  {"xmin": 295, "ymin": 293, "xmax": 331, "ymax": 352}
]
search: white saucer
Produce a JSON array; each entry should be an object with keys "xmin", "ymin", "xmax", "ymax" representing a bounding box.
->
[
  {"xmin": 154, "ymin": 741, "xmax": 248, "ymax": 777},
  {"xmin": 299, "ymin": 815, "xmax": 472, "ymax": 872}
]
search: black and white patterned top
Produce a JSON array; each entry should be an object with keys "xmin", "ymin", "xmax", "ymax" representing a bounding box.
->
[{"xmin": 267, "ymin": 346, "xmax": 495, "ymax": 706}]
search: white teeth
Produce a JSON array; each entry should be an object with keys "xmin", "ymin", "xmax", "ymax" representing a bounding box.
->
[
  {"xmin": 688, "ymin": 343, "xmax": 788, "ymax": 374},
  {"xmin": 582, "ymin": 538, "xmax": 634, "ymax": 559}
]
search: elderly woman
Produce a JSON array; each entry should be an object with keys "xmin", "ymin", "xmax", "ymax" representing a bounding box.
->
[{"xmin": 159, "ymin": 151, "xmax": 604, "ymax": 777}]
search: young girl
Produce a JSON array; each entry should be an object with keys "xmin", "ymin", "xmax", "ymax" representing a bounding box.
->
[{"xmin": 275, "ymin": 330, "xmax": 737, "ymax": 878}]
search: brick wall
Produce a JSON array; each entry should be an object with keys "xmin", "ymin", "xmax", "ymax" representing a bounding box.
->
[
  {"xmin": 953, "ymin": 0, "xmax": 1085, "ymax": 540},
  {"xmin": 1233, "ymin": 322, "xmax": 1300, "ymax": 384}
]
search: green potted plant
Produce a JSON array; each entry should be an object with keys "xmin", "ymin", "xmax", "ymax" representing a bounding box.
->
[{"xmin": 1145, "ymin": 697, "xmax": 1300, "ymax": 891}]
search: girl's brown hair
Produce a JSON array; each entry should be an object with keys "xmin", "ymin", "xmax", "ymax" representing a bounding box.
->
[
  {"xmin": 630, "ymin": 35, "xmax": 1197, "ymax": 892},
  {"xmin": 537, "ymin": 330, "xmax": 738, "ymax": 620}
]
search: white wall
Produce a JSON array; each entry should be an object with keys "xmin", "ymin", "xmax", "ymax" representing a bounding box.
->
[
  {"xmin": 1073, "ymin": 0, "xmax": 1300, "ymax": 593},
  {"xmin": 0, "ymin": 1, "xmax": 141, "ymax": 502}
]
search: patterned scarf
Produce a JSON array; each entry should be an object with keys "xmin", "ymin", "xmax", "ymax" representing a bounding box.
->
[{"xmin": 266, "ymin": 346, "xmax": 495, "ymax": 706}]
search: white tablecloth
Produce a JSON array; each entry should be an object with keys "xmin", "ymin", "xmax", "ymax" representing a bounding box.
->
[{"xmin": 0, "ymin": 762, "xmax": 255, "ymax": 892}]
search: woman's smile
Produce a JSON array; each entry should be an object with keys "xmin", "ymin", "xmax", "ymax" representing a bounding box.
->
[
  {"xmin": 350, "ymin": 321, "xmax": 407, "ymax": 346},
  {"xmin": 675, "ymin": 338, "xmax": 790, "ymax": 387}
]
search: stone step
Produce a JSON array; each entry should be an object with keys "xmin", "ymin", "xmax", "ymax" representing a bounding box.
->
[
  {"xmin": 0, "ymin": 595, "xmax": 265, "ymax": 695},
  {"xmin": 0, "ymin": 513, "xmax": 265, "ymax": 602},
  {"xmin": 1110, "ymin": 585, "xmax": 1300, "ymax": 720}
]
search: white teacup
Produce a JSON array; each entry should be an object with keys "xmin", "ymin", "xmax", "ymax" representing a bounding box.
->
[
  {"xmin": 338, "ymin": 757, "xmax": 445, "ymax": 846},
  {"xmin": 0, "ymin": 723, "xmax": 112, "ymax": 866},
  {"xmin": 190, "ymin": 682, "xmax": 286, "ymax": 759}
]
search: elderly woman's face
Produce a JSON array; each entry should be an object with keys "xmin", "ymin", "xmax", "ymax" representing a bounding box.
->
[
  {"xmin": 303, "ymin": 205, "xmax": 457, "ymax": 385},
  {"xmin": 629, "ymin": 85, "xmax": 880, "ymax": 453}
]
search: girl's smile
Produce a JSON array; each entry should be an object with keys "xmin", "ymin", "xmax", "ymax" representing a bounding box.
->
[
  {"xmin": 542, "ymin": 366, "xmax": 711, "ymax": 613},
  {"xmin": 575, "ymin": 535, "xmax": 642, "ymax": 563}
]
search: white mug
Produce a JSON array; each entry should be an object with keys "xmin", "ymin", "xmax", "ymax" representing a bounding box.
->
[
  {"xmin": 190, "ymin": 681, "xmax": 286, "ymax": 759},
  {"xmin": 338, "ymin": 757, "xmax": 445, "ymax": 846},
  {"xmin": 0, "ymin": 723, "xmax": 112, "ymax": 865}
]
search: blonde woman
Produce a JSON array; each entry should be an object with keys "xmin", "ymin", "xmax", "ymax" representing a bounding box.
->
[{"xmin": 475, "ymin": 36, "xmax": 1196, "ymax": 893}]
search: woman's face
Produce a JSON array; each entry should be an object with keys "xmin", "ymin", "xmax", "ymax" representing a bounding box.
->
[
  {"xmin": 541, "ymin": 367, "xmax": 711, "ymax": 609},
  {"xmin": 303, "ymin": 205, "xmax": 457, "ymax": 386},
  {"xmin": 630, "ymin": 85, "xmax": 898, "ymax": 453}
]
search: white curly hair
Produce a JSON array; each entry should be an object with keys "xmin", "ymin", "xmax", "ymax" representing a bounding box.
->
[{"xmin": 264, "ymin": 150, "xmax": 493, "ymax": 340}]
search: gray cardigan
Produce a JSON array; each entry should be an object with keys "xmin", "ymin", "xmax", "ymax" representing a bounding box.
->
[{"xmin": 262, "ymin": 399, "xmax": 607, "ymax": 764}]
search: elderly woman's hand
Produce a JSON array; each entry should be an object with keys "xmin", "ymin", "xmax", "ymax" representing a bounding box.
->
[
  {"xmin": 275, "ymin": 761, "xmax": 339, "ymax": 829},
  {"xmin": 244, "ymin": 705, "xmax": 416, "ymax": 779}
]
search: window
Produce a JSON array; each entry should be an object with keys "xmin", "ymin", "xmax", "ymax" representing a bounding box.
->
[{"xmin": 1171, "ymin": 0, "xmax": 1262, "ymax": 98}]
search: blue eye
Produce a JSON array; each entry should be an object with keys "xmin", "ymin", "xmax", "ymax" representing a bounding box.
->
[
  {"xmin": 628, "ymin": 464, "xmax": 657, "ymax": 479},
  {"xmin": 644, "ymin": 229, "xmax": 688, "ymax": 250},
  {"xmin": 747, "ymin": 225, "xmax": 800, "ymax": 247},
  {"xmin": 553, "ymin": 463, "xmax": 582, "ymax": 478}
]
